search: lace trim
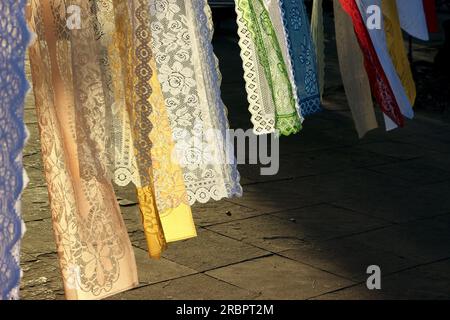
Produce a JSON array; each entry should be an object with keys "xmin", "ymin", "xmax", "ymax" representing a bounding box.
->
[
  {"xmin": 279, "ymin": 0, "xmax": 322, "ymax": 117},
  {"xmin": 195, "ymin": 0, "xmax": 242, "ymax": 198},
  {"xmin": 236, "ymin": 0, "xmax": 301, "ymax": 136},
  {"xmin": 234, "ymin": 1, "xmax": 276, "ymax": 135},
  {"xmin": 0, "ymin": 0, "xmax": 30, "ymax": 300}
]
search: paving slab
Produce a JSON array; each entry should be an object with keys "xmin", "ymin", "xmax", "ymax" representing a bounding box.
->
[
  {"xmin": 192, "ymin": 200, "xmax": 259, "ymax": 227},
  {"xmin": 271, "ymin": 204, "xmax": 389, "ymax": 240},
  {"xmin": 133, "ymin": 247, "xmax": 198, "ymax": 285},
  {"xmin": 357, "ymin": 141, "xmax": 428, "ymax": 160},
  {"xmin": 206, "ymin": 255, "xmax": 354, "ymax": 300},
  {"xmin": 110, "ymin": 274, "xmax": 258, "ymax": 300},
  {"xmin": 367, "ymin": 159, "xmax": 450, "ymax": 185},
  {"xmin": 278, "ymin": 238, "xmax": 418, "ymax": 282},
  {"xmin": 207, "ymin": 215, "xmax": 309, "ymax": 253},
  {"xmin": 20, "ymin": 259, "xmax": 65, "ymax": 300},
  {"xmin": 341, "ymin": 215, "xmax": 450, "ymax": 264},
  {"xmin": 160, "ymin": 228, "xmax": 270, "ymax": 272},
  {"xmin": 316, "ymin": 259, "xmax": 450, "ymax": 300},
  {"xmin": 332, "ymin": 186, "xmax": 450, "ymax": 223},
  {"xmin": 21, "ymin": 219, "xmax": 57, "ymax": 257}
]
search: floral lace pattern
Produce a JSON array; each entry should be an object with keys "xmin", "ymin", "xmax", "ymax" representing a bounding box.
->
[
  {"xmin": 150, "ymin": 0, "xmax": 241, "ymax": 204},
  {"xmin": 0, "ymin": 0, "xmax": 29, "ymax": 300},
  {"xmin": 190, "ymin": 0, "xmax": 242, "ymax": 199},
  {"xmin": 236, "ymin": 0, "xmax": 302, "ymax": 136},
  {"xmin": 280, "ymin": 0, "xmax": 322, "ymax": 117},
  {"xmin": 28, "ymin": 0, "xmax": 138, "ymax": 300}
]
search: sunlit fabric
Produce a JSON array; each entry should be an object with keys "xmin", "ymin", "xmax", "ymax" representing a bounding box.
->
[
  {"xmin": 0, "ymin": 0, "xmax": 30, "ymax": 300},
  {"xmin": 150, "ymin": 0, "xmax": 242, "ymax": 204},
  {"xmin": 339, "ymin": 0, "xmax": 404, "ymax": 128},
  {"xmin": 28, "ymin": 0, "xmax": 138, "ymax": 300},
  {"xmin": 333, "ymin": 0, "xmax": 378, "ymax": 138},
  {"xmin": 234, "ymin": 0, "xmax": 302, "ymax": 136}
]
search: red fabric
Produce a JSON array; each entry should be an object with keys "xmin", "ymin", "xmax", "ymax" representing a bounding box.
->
[
  {"xmin": 423, "ymin": 0, "xmax": 439, "ymax": 33},
  {"xmin": 338, "ymin": 0, "xmax": 404, "ymax": 127}
]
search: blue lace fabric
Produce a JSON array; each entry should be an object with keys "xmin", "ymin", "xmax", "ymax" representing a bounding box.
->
[
  {"xmin": 0, "ymin": 0, "xmax": 30, "ymax": 300},
  {"xmin": 280, "ymin": 0, "xmax": 322, "ymax": 117}
]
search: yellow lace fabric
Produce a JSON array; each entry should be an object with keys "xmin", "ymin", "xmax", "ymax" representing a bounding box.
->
[
  {"xmin": 382, "ymin": 0, "xmax": 416, "ymax": 105},
  {"xmin": 28, "ymin": 0, "xmax": 138, "ymax": 300},
  {"xmin": 113, "ymin": 0, "xmax": 196, "ymax": 255}
]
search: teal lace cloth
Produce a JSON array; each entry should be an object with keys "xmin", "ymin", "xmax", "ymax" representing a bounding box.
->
[{"xmin": 280, "ymin": 0, "xmax": 322, "ymax": 116}]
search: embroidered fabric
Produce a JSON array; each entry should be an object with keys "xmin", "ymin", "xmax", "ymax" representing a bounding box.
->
[
  {"xmin": 279, "ymin": 0, "xmax": 322, "ymax": 117},
  {"xmin": 357, "ymin": 0, "xmax": 414, "ymax": 131},
  {"xmin": 235, "ymin": 0, "xmax": 277, "ymax": 134},
  {"xmin": 0, "ymin": 0, "xmax": 29, "ymax": 300},
  {"xmin": 235, "ymin": 0, "xmax": 301, "ymax": 136},
  {"xmin": 266, "ymin": 0, "xmax": 302, "ymax": 121},
  {"xmin": 339, "ymin": 0, "xmax": 405, "ymax": 128},
  {"xmin": 150, "ymin": 0, "xmax": 241, "ymax": 204},
  {"xmin": 311, "ymin": 0, "xmax": 325, "ymax": 100},
  {"xmin": 28, "ymin": 0, "xmax": 138, "ymax": 300}
]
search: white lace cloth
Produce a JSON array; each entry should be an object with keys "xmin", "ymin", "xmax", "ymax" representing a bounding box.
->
[{"xmin": 150, "ymin": 0, "xmax": 241, "ymax": 204}]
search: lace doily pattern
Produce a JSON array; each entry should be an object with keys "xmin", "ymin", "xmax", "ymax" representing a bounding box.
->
[
  {"xmin": 190, "ymin": 0, "xmax": 242, "ymax": 199},
  {"xmin": 236, "ymin": 0, "xmax": 301, "ymax": 136},
  {"xmin": 150, "ymin": 0, "xmax": 235, "ymax": 204},
  {"xmin": 280, "ymin": 0, "xmax": 322, "ymax": 117},
  {"xmin": 28, "ymin": 0, "xmax": 138, "ymax": 300},
  {"xmin": 0, "ymin": 0, "xmax": 29, "ymax": 300},
  {"xmin": 234, "ymin": 0, "xmax": 277, "ymax": 135}
]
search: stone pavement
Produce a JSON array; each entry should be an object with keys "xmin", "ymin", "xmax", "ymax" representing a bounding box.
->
[{"xmin": 19, "ymin": 16, "xmax": 450, "ymax": 300}]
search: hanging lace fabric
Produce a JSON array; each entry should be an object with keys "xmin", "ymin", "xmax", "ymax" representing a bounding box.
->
[
  {"xmin": 338, "ymin": 0, "xmax": 404, "ymax": 128},
  {"xmin": 149, "ymin": 0, "xmax": 242, "ymax": 204},
  {"xmin": 311, "ymin": 0, "xmax": 325, "ymax": 100},
  {"xmin": 333, "ymin": 0, "xmax": 378, "ymax": 138},
  {"xmin": 396, "ymin": 0, "xmax": 429, "ymax": 41},
  {"xmin": 382, "ymin": 0, "xmax": 417, "ymax": 106},
  {"xmin": 0, "ymin": 0, "xmax": 29, "ymax": 300},
  {"xmin": 28, "ymin": 0, "xmax": 138, "ymax": 300},
  {"xmin": 279, "ymin": 0, "xmax": 322, "ymax": 117},
  {"xmin": 234, "ymin": 0, "xmax": 301, "ymax": 136},
  {"xmin": 92, "ymin": 0, "xmax": 167, "ymax": 258},
  {"xmin": 266, "ymin": 1, "xmax": 302, "ymax": 120},
  {"xmin": 123, "ymin": 0, "xmax": 197, "ymax": 249},
  {"xmin": 356, "ymin": 0, "xmax": 414, "ymax": 131}
]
